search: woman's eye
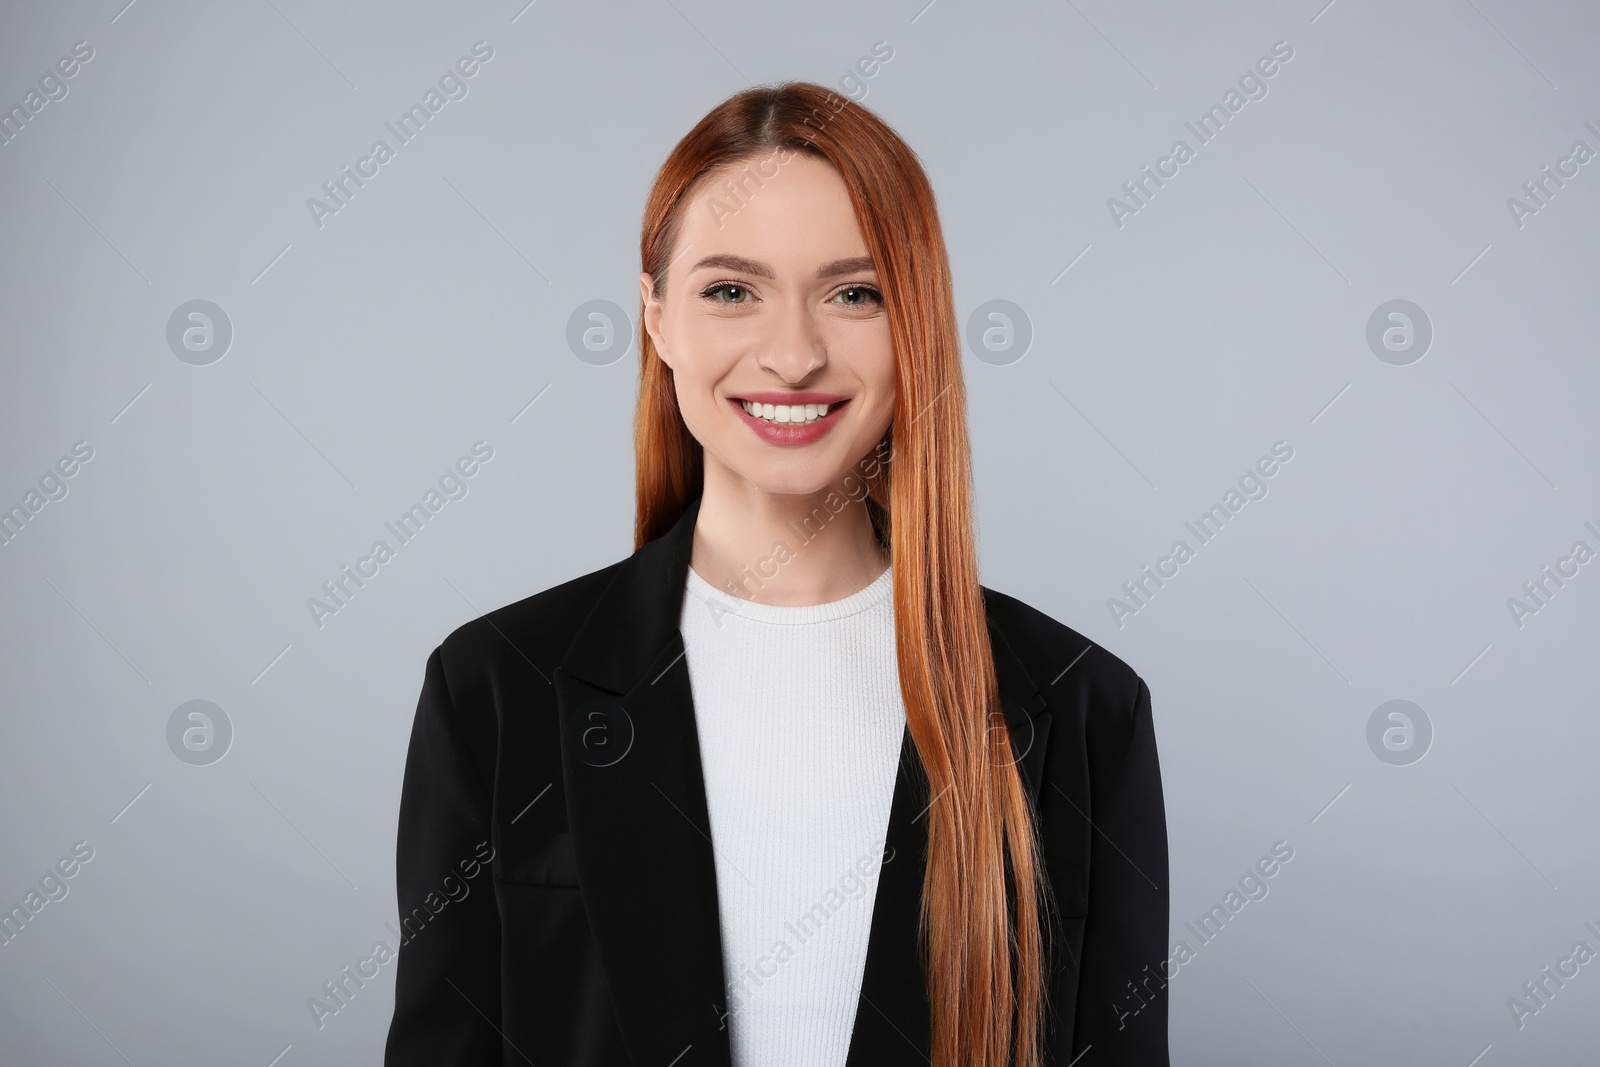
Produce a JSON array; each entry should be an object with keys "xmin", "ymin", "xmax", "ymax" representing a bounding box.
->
[
  {"xmin": 702, "ymin": 283, "xmax": 752, "ymax": 304},
  {"xmin": 834, "ymin": 285, "xmax": 884, "ymax": 307}
]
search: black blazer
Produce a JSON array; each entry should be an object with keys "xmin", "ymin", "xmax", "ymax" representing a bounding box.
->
[{"xmin": 384, "ymin": 495, "xmax": 1169, "ymax": 1065}]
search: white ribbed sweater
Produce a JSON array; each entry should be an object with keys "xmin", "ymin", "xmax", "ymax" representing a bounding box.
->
[{"xmin": 679, "ymin": 563, "xmax": 905, "ymax": 1067}]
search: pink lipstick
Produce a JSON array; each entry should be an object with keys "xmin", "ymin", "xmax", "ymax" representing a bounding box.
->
[{"xmin": 727, "ymin": 393, "xmax": 850, "ymax": 447}]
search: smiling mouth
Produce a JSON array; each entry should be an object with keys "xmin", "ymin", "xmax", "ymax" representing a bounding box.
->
[{"xmin": 733, "ymin": 399, "xmax": 846, "ymax": 426}]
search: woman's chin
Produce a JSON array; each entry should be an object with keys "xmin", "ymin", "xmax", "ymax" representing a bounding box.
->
[{"xmin": 726, "ymin": 461, "xmax": 853, "ymax": 502}]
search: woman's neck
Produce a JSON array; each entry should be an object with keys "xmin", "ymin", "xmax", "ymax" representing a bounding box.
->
[{"xmin": 689, "ymin": 461, "xmax": 889, "ymax": 607}]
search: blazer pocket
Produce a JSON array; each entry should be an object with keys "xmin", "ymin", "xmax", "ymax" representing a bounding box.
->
[{"xmin": 494, "ymin": 828, "xmax": 581, "ymax": 887}]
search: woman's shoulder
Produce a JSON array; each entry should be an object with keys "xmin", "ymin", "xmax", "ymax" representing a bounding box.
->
[
  {"xmin": 432, "ymin": 556, "xmax": 630, "ymax": 680},
  {"xmin": 979, "ymin": 584, "xmax": 1148, "ymax": 714}
]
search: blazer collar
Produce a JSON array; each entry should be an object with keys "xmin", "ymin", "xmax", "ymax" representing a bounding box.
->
[{"xmin": 552, "ymin": 494, "xmax": 1051, "ymax": 1066}]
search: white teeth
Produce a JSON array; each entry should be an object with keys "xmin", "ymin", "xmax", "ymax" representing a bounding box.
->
[{"xmin": 740, "ymin": 400, "xmax": 834, "ymax": 425}]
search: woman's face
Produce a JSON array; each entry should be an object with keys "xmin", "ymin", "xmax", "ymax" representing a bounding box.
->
[{"xmin": 639, "ymin": 153, "xmax": 896, "ymax": 498}]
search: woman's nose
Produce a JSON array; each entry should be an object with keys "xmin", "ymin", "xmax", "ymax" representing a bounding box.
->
[{"xmin": 756, "ymin": 301, "xmax": 827, "ymax": 382}]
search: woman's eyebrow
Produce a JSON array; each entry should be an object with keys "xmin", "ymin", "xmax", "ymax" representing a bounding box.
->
[
  {"xmin": 691, "ymin": 253, "xmax": 772, "ymax": 278},
  {"xmin": 816, "ymin": 256, "xmax": 876, "ymax": 279},
  {"xmin": 688, "ymin": 254, "xmax": 877, "ymax": 279}
]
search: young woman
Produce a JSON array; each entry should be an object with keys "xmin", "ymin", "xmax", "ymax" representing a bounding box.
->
[{"xmin": 385, "ymin": 82, "xmax": 1168, "ymax": 1067}]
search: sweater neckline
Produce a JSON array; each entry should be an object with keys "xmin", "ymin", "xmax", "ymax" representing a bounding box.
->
[{"xmin": 683, "ymin": 563, "xmax": 893, "ymax": 625}]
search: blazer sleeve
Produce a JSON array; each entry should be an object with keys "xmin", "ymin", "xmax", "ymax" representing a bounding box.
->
[
  {"xmin": 1070, "ymin": 674, "xmax": 1170, "ymax": 1063},
  {"xmin": 384, "ymin": 644, "xmax": 504, "ymax": 1065}
]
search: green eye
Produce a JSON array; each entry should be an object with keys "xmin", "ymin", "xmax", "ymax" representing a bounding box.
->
[
  {"xmin": 702, "ymin": 283, "xmax": 751, "ymax": 304},
  {"xmin": 834, "ymin": 285, "xmax": 884, "ymax": 306}
]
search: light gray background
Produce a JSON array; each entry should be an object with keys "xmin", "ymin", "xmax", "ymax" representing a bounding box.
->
[{"xmin": 2, "ymin": 0, "xmax": 1597, "ymax": 1063}]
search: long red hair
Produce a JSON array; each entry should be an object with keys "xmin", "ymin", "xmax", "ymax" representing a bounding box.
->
[{"xmin": 634, "ymin": 82, "xmax": 1049, "ymax": 1067}]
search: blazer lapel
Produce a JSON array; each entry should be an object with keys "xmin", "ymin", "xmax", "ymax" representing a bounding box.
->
[
  {"xmin": 555, "ymin": 495, "xmax": 1053, "ymax": 1067},
  {"xmin": 554, "ymin": 495, "xmax": 735, "ymax": 1067},
  {"xmin": 841, "ymin": 724, "xmax": 931, "ymax": 1063},
  {"xmin": 988, "ymin": 609, "xmax": 1053, "ymax": 800},
  {"xmin": 843, "ymin": 592, "xmax": 1053, "ymax": 1064}
]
